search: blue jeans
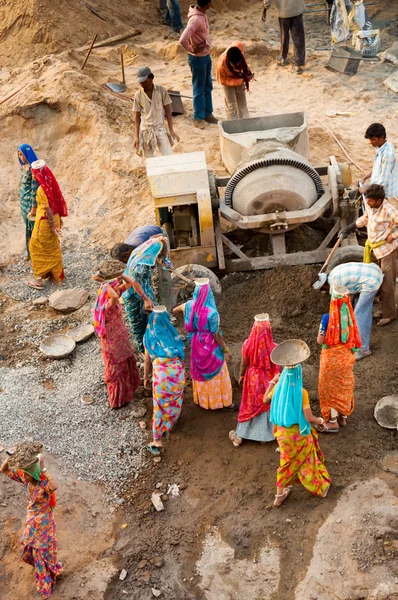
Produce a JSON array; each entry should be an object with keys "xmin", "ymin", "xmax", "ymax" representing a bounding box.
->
[
  {"xmin": 188, "ymin": 54, "xmax": 213, "ymax": 121},
  {"xmin": 354, "ymin": 290, "xmax": 377, "ymax": 352},
  {"xmin": 159, "ymin": 0, "xmax": 183, "ymax": 31}
]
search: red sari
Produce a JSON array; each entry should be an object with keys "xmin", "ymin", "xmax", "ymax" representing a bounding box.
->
[
  {"xmin": 100, "ymin": 302, "xmax": 140, "ymax": 408},
  {"xmin": 238, "ymin": 319, "xmax": 280, "ymax": 423}
]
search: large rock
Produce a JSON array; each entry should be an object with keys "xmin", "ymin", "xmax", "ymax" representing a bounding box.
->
[{"xmin": 49, "ymin": 288, "xmax": 89, "ymax": 313}]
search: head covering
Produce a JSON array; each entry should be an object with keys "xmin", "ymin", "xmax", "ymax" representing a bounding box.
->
[
  {"xmin": 270, "ymin": 364, "xmax": 311, "ymax": 436},
  {"xmin": 125, "ymin": 238, "xmax": 164, "ymax": 273},
  {"xmin": 242, "ymin": 318, "xmax": 278, "ymax": 371},
  {"xmin": 18, "ymin": 144, "xmax": 38, "ymax": 166},
  {"xmin": 136, "ymin": 66, "xmax": 153, "ymax": 82},
  {"xmin": 23, "ymin": 460, "xmax": 42, "ymax": 481},
  {"xmin": 184, "ymin": 282, "xmax": 224, "ymax": 381},
  {"xmin": 144, "ymin": 306, "xmax": 185, "ymax": 360},
  {"xmin": 93, "ymin": 279, "xmax": 119, "ymax": 337},
  {"xmin": 226, "ymin": 41, "xmax": 255, "ymax": 91},
  {"xmin": 325, "ymin": 286, "xmax": 361, "ymax": 349},
  {"xmin": 31, "ymin": 160, "xmax": 68, "ymax": 217}
]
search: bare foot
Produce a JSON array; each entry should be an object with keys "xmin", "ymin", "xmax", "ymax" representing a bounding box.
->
[{"xmin": 274, "ymin": 486, "xmax": 292, "ymax": 507}]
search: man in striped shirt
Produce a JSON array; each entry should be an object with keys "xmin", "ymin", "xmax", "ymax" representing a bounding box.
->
[
  {"xmin": 328, "ymin": 262, "xmax": 383, "ymax": 360},
  {"xmin": 359, "ymin": 123, "xmax": 398, "ymax": 199}
]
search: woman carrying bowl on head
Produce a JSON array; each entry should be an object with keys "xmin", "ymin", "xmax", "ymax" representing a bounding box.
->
[
  {"xmin": 0, "ymin": 452, "xmax": 63, "ymax": 599},
  {"xmin": 267, "ymin": 339, "xmax": 331, "ymax": 507},
  {"xmin": 17, "ymin": 144, "xmax": 39, "ymax": 259},
  {"xmin": 27, "ymin": 160, "xmax": 68, "ymax": 290}
]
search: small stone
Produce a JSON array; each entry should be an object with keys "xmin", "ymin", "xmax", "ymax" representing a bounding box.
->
[
  {"xmin": 119, "ymin": 569, "xmax": 128, "ymax": 581},
  {"xmin": 161, "ymin": 494, "xmax": 169, "ymax": 502},
  {"xmin": 336, "ymin": 518, "xmax": 342, "ymax": 524},
  {"xmin": 139, "ymin": 570, "xmax": 150, "ymax": 583},
  {"xmin": 150, "ymin": 557, "xmax": 165, "ymax": 568},
  {"xmin": 155, "ymin": 482, "xmax": 163, "ymax": 489},
  {"xmin": 130, "ymin": 405, "xmax": 147, "ymax": 419},
  {"xmin": 151, "ymin": 493, "xmax": 164, "ymax": 512},
  {"xmin": 32, "ymin": 296, "xmax": 48, "ymax": 306},
  {"xmin": 152, "ymin": 588, "xmax": 162, "ymax": 598},
  {"xmin": 286, "ymin": 519, "xmax": 292, "ymax": 523},
  {"xmin": 138, "ymin": 420, "xmax": 147, "ymax": 430},
  {"xmin": 137, "ymin": 559, "xmax": 147, "ymax": 570},
  {"xmin": 153, "ymin": 456, "xmax": 161, "ymax": 463},
  {"xmin": 170, "ymin": 539, "xmax": 179, "ymax": 546},
  {"xmin": 179, "ymin": 483, "xmax": 188, "ymax": 490}
]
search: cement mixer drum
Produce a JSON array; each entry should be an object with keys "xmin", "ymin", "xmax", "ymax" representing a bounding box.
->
[{"xmin": 232, "ymin": 164, "xmax": 318, "ymax": 218}]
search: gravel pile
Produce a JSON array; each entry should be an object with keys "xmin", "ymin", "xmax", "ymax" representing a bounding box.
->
[{"xmin": 0, "ymin": 247, "xmax": 150, "ymax": 500}]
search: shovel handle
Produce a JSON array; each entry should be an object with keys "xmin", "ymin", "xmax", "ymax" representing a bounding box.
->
[
  {"xmin": 121, "ymin": 53, "xmax": 125, "ymax": 84},
  {"xmin": 319, "ymin": 237, "xmax": 342, "ymax": 274},
  {"xmin": 158, "ymin": 260, "xmax": 193, "ymax": 285}
]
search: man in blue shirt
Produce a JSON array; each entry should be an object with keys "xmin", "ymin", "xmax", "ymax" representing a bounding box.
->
[{"xmin": 111, "ymin": 225, "xmax": 164, "ymax": 263}]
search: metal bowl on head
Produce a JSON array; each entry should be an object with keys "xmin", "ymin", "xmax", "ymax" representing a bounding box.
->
[
  {"xmin": 39, "ymin": 335, "xmax": 76, "ymax": 358},
  {"xmin": 270, "ymin": 339, "xmax": 310, "ymax": 367},
  {"xmin": 67, "ymin": 324, "xmax": 95, "ymax": 343},
  {"xmin": 374, "ymin": 395, "xmax": 398, "ymax": 429}
]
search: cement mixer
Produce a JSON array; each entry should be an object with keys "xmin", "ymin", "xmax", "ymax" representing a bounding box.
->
[{"xmin": 146, "ymin": 112, "xmax": 362, "ymax": 273}]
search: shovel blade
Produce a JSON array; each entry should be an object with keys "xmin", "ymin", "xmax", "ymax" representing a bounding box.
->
[{"xmin": 106, "ymin": 82, "xmax": 127, "ymax": 93}]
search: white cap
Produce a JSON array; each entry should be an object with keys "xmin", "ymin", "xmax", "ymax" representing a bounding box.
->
[
  {"xmin": 153, "ymin": 305, "xmax": 167, "ymax": 313},
  {"xmin": 254, "ymin": 313, "xmax": 270, "ymax": 322},
  {"xmin": 195, "ymin": 278, "xmax": 209, "ymax": 286},
  {"xmin": 31, "ymin": 159, "xmax": 46, "ymax": 170}
]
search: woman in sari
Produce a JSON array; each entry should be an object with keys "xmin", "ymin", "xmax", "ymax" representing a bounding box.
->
[
  {"xmin": 27, "ymin": 160, "xmax": 67, "ymax": 290},
  {"xmin": 174, "ymin": 278, "xmax": 234, "ymax": 410},
  {"xmin": 122, "ymin": 236, "xmax": 169, "ymax": 354},
  {"xmin": 0, "ymin": 453, "xmax": 63, "ymax": 599},
  {"xmin": 18, "ymin": 144, "xmax": 39, "ymax": 259},
  {"xmin": 268, "ymin": 340, "xmax": 331, "ymax": 507},
  {"xmin": 317, "ymin": 285, "xmax": 361, "ymax": 432},
  {"xmin": 229, "ymin": 314, "xmax": 280, "ymax": 447},
  {"xmin": 94, "ymin": 279, "xmax": 140, "ymax": 409},
  {"xmin": 143, "ymin": 305, "xmax": 185, "ymax": 455}
]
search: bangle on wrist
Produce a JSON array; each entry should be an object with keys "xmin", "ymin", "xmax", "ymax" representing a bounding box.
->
[
  {"xmin": 319, "ymin": 417, "xmax": 324, "ymax": 425},
  {"xmin": 224, "ymin": 346, "xmax": 230, "ymax": 353}
]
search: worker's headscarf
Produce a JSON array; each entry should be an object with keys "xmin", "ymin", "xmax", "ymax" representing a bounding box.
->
[
  {"xmin": 124, "ymin": 238, "xmax": 164, "ymax": 276},
  {"xmin": 184, "ymin": 283, "xmax": 224, "ymax": 381},
  {"xmin": 270, "ymin": 364, "xmax": 310, "ymax": 436},
  {"xmin": 325, "ymin": 286, "xmax": 361, "ymax": 349},
  {"xmin": 31, "ymin": 160, "xmax": 68, "ymax": 217},
  {"xmin": 19, "ymin": 461, "xmax": 56, "ymax": 510},
  {"xmin": 144, "ymin": 309, "xmax": 185, "ymax": 361},
  {"xmin": 93, "ymin": 279, "xmax": 120, "ymax": 337},
  {"xmin": 18, "ymin": 143, "xmax": 38, "ymax": 166}
]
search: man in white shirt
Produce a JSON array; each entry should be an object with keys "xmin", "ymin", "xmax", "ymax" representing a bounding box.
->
[
  {"xmin": 133, "ymin": 67, "xmax": 180, "ymax": 158},
  {"xmin": 359, "ymin": 123, "xmax": 398, "ymax": 199}
]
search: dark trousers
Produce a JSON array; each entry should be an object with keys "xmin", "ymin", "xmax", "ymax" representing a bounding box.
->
[
  {"xmin": 188, "ymin": 54, "xmax": 213, "ymax": 121},
  {"xmin": 279, "ymin": 14, "xmax": 305, "ymax": 67}
]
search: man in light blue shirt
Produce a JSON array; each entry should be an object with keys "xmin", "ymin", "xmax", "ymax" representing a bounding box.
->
[{"xmin": 360, "ymin": 123, "xmax": 398, "ymax": 199}]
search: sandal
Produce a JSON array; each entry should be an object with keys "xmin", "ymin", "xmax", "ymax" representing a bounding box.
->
[
  {"xmin": 316, "ymin": 422, "xmax": 339, "ymax": 433},
  {"xmin": 223, "ymin": 403, "xmax": 237, "ymax": 411},
  {"xmin": 229, "ymin": 430, "xmax": 242, "ymax": 448},
  {"xmin": 26, "ymin": 280, "xmax": 44, "ymax": 290},
  {"xmin": 274, "ymin": 486, "xmax": 292, "ymax": 507},
  {"xmin": 145, "ymin": 445, "xmax": 161, "ymax": 456},
  {"xmin": 377, "ymin": 318, "xmax": 396, "ymax": 327}
]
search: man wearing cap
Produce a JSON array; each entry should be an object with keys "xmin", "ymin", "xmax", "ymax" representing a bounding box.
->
[
  {"xmin": 133, "ymin": 67, "xmax": 180, "ymax": 158},
  {"xmin": 315, "ymin": 262, "xmax": 383, "ymax": 361},
  {"xmin": 179, "ymin": 0, "xmax": 218, "ymax": 128}
]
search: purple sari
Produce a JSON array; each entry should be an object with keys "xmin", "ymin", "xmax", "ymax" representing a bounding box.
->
[{"xmin": 184, "ymin": 284, "xmax": 225, "ymax": 381}]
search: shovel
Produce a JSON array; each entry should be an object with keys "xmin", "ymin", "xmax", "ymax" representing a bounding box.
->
[
  {"xmin": 106, "ymin": 53, "xmax": 127, "ymax": 93},
  {"xmin": 313, "ymin": 237, "xmax": 342, "ymax": 289},
  {"xmin": 167, "ymin": 90, "xmax": 193, "ymax": 116}
]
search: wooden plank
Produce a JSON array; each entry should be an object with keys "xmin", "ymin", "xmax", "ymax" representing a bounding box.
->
[
  {"xmin": 223, "ymin": 249, "xmax": 330, "ymax": 273},
  {"xmin": 270, "ymin": 234, "xmax": 286, "ymax": 255},
  {"xmin": 213, "ymin": 212, "xmax": 225, "ymax": 270},
  {"xmin": 82, "ymin": 30, "xmax": 142, "ymax": 50},
  {"xmin": 221, "ymin": 234, "xmax": 249, "ymax": 261},
  {"xmin": 317, "ymin": 219, "xmax": 340, "ymax": 251}
]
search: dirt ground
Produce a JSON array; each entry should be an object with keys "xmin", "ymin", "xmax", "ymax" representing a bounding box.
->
[{"xmin": 1, "ymin": 0, "xmax": 398, "ymax": 599}]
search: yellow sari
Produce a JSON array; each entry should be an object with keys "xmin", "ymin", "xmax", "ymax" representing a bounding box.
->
[{"xmin": 29, "ymin": 187, "xmax": 64, "ymax": 282}]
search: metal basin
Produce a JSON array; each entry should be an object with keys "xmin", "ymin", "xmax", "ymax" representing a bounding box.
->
[
  {"xmin": 67, "ymin": 324, "xmax": 95, "ymax": 343},
  {"xmin": 39, "ymin": 335, "xmax": 76, "ymax": 358},
  {"xmin": 374, "ymin": 395, "xmax": 398, "ymax": 429}
]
